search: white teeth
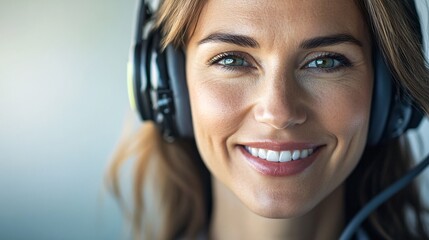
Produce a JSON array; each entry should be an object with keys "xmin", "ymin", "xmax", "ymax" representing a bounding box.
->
[
  {"xmin": 279, "ymin": 151, "xmax": 292, "ymax": 162},
  {"xmin": 266, "ymin": 150, "xmax": 279, "ymax": 162},
  {"xmin": 292, "ymin": 150, "xmax": 300, "ymax": 160},
  {"xmin": 251, "ymin": 147, "xmax": 258, "ymax": 156},
  {"xmin": 245, "ymin": 146, "xmax": 315, "ymax": 162},
  {"xmin": 258, "ymin": 149, "xmax": 267, "ymax": 159},
  {"xmin": 301, "ymin": 149, "xmax": 308, "ymax": 158}
]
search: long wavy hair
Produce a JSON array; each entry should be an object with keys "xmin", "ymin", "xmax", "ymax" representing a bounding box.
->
[{"xmin": 106, "ymin": 0, "xmax": 429, "ymax": 239}]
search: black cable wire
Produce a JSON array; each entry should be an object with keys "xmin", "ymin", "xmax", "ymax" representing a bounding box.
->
[{"xmin": 340, "ymin": 153, "xmax": 429, "ymax": 240}]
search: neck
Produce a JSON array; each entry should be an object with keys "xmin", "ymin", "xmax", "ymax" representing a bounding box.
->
[{"xmin": 209, "ymin": 179, "xmax": 345, "ymax": 240}]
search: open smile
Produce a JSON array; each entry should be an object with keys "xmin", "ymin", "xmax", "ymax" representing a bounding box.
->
[
  {"xmin": 239, "ymin": 143, "xmax": 324, "ymax": 176},
  {"xmin": 244, "ymin": 146, "xmax": 315, "ymax": 162}
]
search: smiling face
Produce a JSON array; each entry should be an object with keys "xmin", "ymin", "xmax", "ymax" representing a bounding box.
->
[{"xmin": 185, "ymin": 0, "xmax": 373, "ymax": 218}]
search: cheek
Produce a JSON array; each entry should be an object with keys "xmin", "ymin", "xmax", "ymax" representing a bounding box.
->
[
  {"xmin": 187, "ymin": 67, "xmax": 251, "ymax": 140},
  {"xmin": 315, "ymin": 77, "xmax": 373, "ymax": 179},
  {"xmin": 301, "ymin": 65, "xmax": 373, "ymax": 146},
  {"xmin": 190, "ymin": 83, "xmax": 240, "ymax": 134},
  {"xmin": 323, "ymin": 86, "xmax": 371, "ymax": 140},
  {"xmin": 186, "ymin": 64, "xmax": 249, "ymax": 172}
]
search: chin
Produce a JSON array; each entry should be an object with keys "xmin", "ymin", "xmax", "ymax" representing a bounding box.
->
[
  {"xmin": 243, "ymin": 192, "xmax": 318, "ymax": 219},
  {"xmin": 254, "ymin": 208, "xmax": 306, "ymax": 219}
]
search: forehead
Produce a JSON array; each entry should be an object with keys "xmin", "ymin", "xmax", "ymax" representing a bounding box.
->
[{"xmin": 189, "ymin": 0, "xmax": 370, "ymax": 47}]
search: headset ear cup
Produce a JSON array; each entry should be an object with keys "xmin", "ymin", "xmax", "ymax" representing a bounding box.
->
[
  {"xmin": 129, "ymin": 2, "xmax": 155, "ymax": 121},
  {"xmin": 368, "ymin": 48, "xmax": 417, "ymax": 146},
  {"xmin": 367, "ymin": 0, "xmax": 424, "ymax": 146},
  {"xmin": 384, "ymin": 94, "xmax": 413, "ymax": 139},
  {"xmin": 367, "ymin": 49, "xmax": 392, "ymax": 146},
  {"xmin": 138, "ymin": 33, "xmax": 155, "ymax": 121},
  {"xmin": 130, "ymin": 25, "xmax": 157, "ymax": 121},
  {"xmin": 140, "ymin": 30, "xmax": 192, "ymax": 140},
  {"xmin": 129, "ymin": 38, "xmax": 154, "ymax": 121},
  {"xmin": 165, "ymin": 45, "xmax": 194, "ymax": 138}
]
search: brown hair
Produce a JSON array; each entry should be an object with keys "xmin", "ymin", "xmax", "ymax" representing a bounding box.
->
[
  {"xmin": 347, "ymin": 0, "xmax": 429, "ymax": 239},
  {"xmin": 107, "ymin": 0, "xmax": 429, "ymax": 239},
  {"xmin": 106, "ymin": 122, "xmax": 210, "ymax": 239}
]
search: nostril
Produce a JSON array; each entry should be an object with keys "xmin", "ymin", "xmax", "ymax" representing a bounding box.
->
[{"xmin": 254, "ymin": 104, "xmax": 307, "ymax": 129}]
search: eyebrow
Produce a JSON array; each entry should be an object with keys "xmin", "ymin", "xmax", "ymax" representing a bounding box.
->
[
  {"xmin": 198, "ymin": 32, "xmax": 362, "ymax": 49},
  {"xmin": 300, "ymin": 34, "xmax": 363, "ymax": 49},
  {"xmin": 198, "ymin": 32, "xmax": 260, "ymax": 48}
]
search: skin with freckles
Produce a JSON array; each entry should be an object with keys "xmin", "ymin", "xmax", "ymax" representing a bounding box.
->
[{"xmin": 185, "ymin": 0, "xmax": 373, "ymax": 239}]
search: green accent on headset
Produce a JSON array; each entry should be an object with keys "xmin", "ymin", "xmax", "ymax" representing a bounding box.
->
[{"xmin": 127, "ymin": 61, "xmax": 137, "ymax": 111}]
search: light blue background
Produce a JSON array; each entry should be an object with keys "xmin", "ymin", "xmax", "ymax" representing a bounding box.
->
[
  {"xmin": 0, "ymin": 0, "xmax": 135, "ymax": 239},
  {"xmin": 0, "ymin": 0, "xmax": 428, "ymax": 240}
]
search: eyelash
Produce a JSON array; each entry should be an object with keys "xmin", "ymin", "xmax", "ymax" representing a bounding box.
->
[
  {"xmin": 302, "ymin": 52, "xmax": 352, "ymax": 73},
  {"xmin": 207, "ymin": 52, "xmax": 352, "ymax": 73},
  {"xmin": 207, "ymin": 52, "xmax": 254, "ymax": 71}
]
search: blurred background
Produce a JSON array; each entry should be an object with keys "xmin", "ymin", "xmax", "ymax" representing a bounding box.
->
[
  {"xmin": 0, "ymin": 0, "xmax": 134, "ymax": 239},
  {"xmin": 0, "ymin": 0, "xmax": 428, "ymax": 240}
]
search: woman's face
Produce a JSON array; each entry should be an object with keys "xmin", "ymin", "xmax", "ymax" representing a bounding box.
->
[{"xmin": 186, "ymin": 0, "xmax": 372, "ymax": 218}]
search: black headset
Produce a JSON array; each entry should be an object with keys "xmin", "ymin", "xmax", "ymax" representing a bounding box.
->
[
  {"xmin": 127, "ymin": 1, "xmax": 193, "ymax": 142},
  {"xmin": 128, "ymin": 0, "xmax": 424, "ymax": 145},
  {"xmin": 128, "ymin": 0, "xmax": 429, "ymax": 238}
]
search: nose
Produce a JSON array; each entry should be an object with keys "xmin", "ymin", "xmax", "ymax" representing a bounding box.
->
[{"xmin": 253, "ymin": 73, "xmax": 307, "ymax": 129}]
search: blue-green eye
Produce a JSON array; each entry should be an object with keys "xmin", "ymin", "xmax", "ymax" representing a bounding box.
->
[
  {"xmin": 305, "ymin": 54, "xmax": 351, "ymax": 71},
  {"xmin": 218, "ymin": 56, "xmax": 247, "ymax": 66},
  {"xmin": 208, "ymin": 52, "xmax": 252, "ymax": 69},
  {"xmin": 308, "ymin": 58, "xmax": 340, "ymax": 68}
]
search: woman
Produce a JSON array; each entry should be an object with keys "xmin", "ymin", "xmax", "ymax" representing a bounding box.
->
[{"xmin": 108, "ymin": 0, "xmax": 429, "ymax": 239}]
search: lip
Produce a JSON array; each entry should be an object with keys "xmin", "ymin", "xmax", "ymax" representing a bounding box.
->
[
  {"xmin": 242, "ymin": 141, "xmax": 320, "ymax": 151},
  {"xmin": 239, "ymin": 142, "xmax": 323, "ymax": 177}
]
